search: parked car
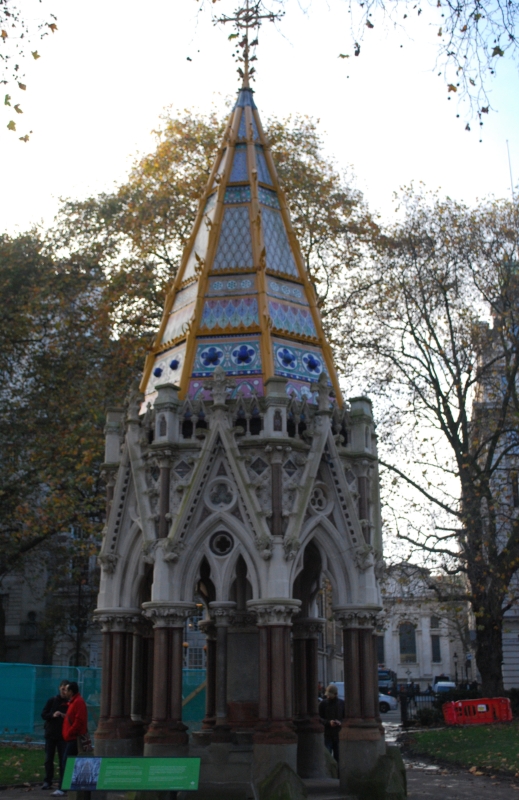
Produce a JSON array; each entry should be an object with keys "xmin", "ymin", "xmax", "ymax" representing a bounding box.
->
[
  {"xmin": 434, "ymin": 681, "xmax": 457, "ymax": 695},
  {"xmin": 330, "ymin": 682, "xmax": 398, "ymax": 714}
]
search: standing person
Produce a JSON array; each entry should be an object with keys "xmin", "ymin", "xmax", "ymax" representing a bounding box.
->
[
  {"xmin": 41, "ymin": 680, "xmax": 69, "ymax": 790},
  {"xmin": 52, "ymin": 682, "xmax": 88, "ymax": 798},
  {"xmin": 318, "ymin": 684, "xmax": 345, "ymax": 764}
]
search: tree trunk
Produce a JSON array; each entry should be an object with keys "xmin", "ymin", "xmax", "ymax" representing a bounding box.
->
[{"xmin": 475, "ymin": 610, "xmax": 505, "ymax": 697}]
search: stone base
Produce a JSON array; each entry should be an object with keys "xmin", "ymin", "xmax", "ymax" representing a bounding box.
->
[
  {"xmin": 339, "ymin": 732, "xmax": 407, "ymax": 800},
  {"xmin": 143, "ymin": 741, "xmax": 190, "ymax": 757},
  {"xmin": 94, "ymin": 736, "xmax": 143, "ymax": 757},
  {"xmin": 256, "ymin": 762, "xmax": 308, "ymax": 800},
  {"xmin": 253, "ymin": 742, "xmax": 298, "ymax": 784},
  {"xmin": 296, "ymin": 730, "xmax": 327, "ymax": 779}
]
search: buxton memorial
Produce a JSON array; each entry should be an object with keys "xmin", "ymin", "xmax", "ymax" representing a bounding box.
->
[{"xmin": 93, "ymin": 4, "xmax": 406, "ymax": 798}]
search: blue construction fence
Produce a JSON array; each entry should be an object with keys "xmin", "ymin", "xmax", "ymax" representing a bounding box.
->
[{"xmin": 0, "ymin": 663, "xmax": 206, "ymax": 743}]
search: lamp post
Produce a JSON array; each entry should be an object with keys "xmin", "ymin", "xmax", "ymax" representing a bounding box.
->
[{"xmin": 453, "ymin": 652, "xmax": 458, "ymax": 686}]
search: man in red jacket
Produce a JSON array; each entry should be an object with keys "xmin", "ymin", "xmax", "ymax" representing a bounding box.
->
[{"xmin": 52, "ymin": 681, "xmax": 88, "ymax": 797}]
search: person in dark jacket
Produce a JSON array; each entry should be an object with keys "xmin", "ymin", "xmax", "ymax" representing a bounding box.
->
[
  {"xmin": 41, "ymin": 680, "xmax": 70, "ymax": 789},
  {"xmin": 52, "ymin": 681, "xmax": 89, "ymax": 797},
  {"xmin": 318, "ymin": 684, "xmax": 345, "ymax": 763}
]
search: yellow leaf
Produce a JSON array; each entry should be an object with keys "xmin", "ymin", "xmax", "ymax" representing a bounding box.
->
[
  {"xmin": 14, "ymin": 104, "xmax": 22, "ymax": 114},
  {"xmin": 32, "ymin": 50, "xmax": 40, "ymax": 59},
  {"xmin": 7, "ymin": 120, "xmax": 16, "ymax": 131},
  {"xmin": 47, "ymin": 23, "xmax": 58, "ymax": 33},
  {"xmin": 492, "ymin": 45, "xmax": 504, "ymax": 56},
  {"xmin": 461, "ymin": 24, "xmax": 467, "ymax": 31},
  {"xmin": 4, "ymin": 93, "xmax": 11, "ymax": 106},
  {"xmin": 19, "ymin": 134, "xmax": 29, "ymax": 142},
  {"xmin": 1, "ymin": 29, "xmax": 7, "ymax": 40},
  {"xmin": 366, "ymin": 20, "xmax": 374, "ymax": 28},
  {"xmin": 338, "ymin": 53, "xmax": 350, "ymax": 58},
  {"xmin": 448, "ymin": 84, "xmax": 457, "ymax": 92},
  {"xmin": 228, "ymin": 33, "xmax": 238, "ymax": 40},
  {"xmin": 438, "ymin": 26, "xmax": 443, "ymax": 36},
  {"xmin": 18, "ymin": 82, "xmax": 26, "ymax": 91}
]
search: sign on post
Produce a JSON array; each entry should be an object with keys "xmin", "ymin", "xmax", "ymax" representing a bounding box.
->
[{"xmin": 62, "ymin": 757, "xmax": 200, "ymax": 792}]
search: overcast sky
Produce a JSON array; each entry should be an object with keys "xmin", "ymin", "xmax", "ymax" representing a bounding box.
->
[{"xmin": 1, "ymin": 0, "xmax": 518, "ymax": 235}]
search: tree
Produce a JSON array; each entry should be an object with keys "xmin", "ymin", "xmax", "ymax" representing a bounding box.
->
[
  {"xmin": 0, "ymin": 231, "xmax": 141, "ymax": 655},
  {"xmin": 1, "ymin": 0, "xmax": 57, "ymax": 139},
  {"xmin": 332, "ymin": 188, "xmax": 519, "ymax": 695}
]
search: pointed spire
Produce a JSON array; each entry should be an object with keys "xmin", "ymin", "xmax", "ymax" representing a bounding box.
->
[{"xmin": 139, "ymin": 8, "xmax": 342, "ymax": 409}]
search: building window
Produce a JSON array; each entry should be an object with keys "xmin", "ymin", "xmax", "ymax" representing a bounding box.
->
[
  {"xmin": 431, "ymin": 635, "xmax": 441, "ymax": 663},
  {"xmin": 430, "ymin": 615, "xmax": 440, "ymax": 629},
  {"xmin": 376, "ymin": 635, "xmax": 385, "ymax": 665},
  {"xmin": 189, "ymin": 647, "xmax": 205, "ymax": 669},
  {"xmin": 399, "ymin": 622, "xmax": 417, "ymax": 663}
]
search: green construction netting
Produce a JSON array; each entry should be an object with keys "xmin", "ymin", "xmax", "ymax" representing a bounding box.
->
[{"xmin": 0, "ymin": 663, "xmax": 206, "ymax": 742}]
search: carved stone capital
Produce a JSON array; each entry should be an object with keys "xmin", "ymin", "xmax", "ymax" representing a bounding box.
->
[
  {"xmin": 332, "ymin": 605, "xmax": 382, "ymax": 631},
  {"xmin": 98, "ymin": 553, "xmax": 119, "ymax": 574},
  {"xmin": 198, "ymin": 618, "xmax": 216, "ymax": 639},
  {"xmin": 292, "ymin": 617, "xmax": 325, "ymax": 639},
  {"xmin": 162, "ymin": 538, "xmax": 185, "ymax": 563},
  {"xmin": 247, "ymin": 598, "xmax": 301, "ymax": 626},
  {"xmin": 208, "ymin": 601, "xmax": 236, "ymax": 626},
  {"xmin": 283, "ymin": 535, "xmax": 301, "ymax": 561},
  {"xmin": 142, "ymin": 539, "xmax": 160, "ymax": 564},
  {"xmin": 229, "ymin": 610, "xmax": 257, "ymax": 632},
  {"xmin": 142, "ymin": 601, "xmax": 196, "ymax": 628},
  {"xmin": 93, "ymin": 608, "xmax": 143, "ymax": 633}
]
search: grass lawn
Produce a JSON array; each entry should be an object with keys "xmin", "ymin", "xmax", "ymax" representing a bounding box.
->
[
  {"xmin": 407, "ymin": 721, "xmax": 519, "ymax": 775},
  {"xmin": 0, "ymin": 744, "xmax": 48, "ymax": 786}
]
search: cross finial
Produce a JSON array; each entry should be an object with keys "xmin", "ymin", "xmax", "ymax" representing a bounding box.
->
[{"xmin": 215, "ymin": 1, "xmax": 284, "ymax": 87}]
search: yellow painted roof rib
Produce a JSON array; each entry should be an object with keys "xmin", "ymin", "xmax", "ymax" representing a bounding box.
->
[{"xmin": 140, "ymin": 85, "xmax": 342, "ymax": 408}]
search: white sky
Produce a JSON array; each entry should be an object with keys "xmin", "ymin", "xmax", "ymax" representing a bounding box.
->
[{"xmin": 1, "ymin": 0, "xmax": 518, "ymax": 235}]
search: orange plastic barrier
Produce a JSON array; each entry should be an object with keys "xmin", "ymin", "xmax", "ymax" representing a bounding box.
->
[{"xmin": 443, "ymin": 697, "xmax": 513, "ymax": 726}]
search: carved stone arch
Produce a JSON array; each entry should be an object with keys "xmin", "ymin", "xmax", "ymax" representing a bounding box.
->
[
  {"xmin": 292, "ymin": 540, "xmax": 322, "ymax": 616},
  {"xmin": 294, "ymin": 517, "xmax": 356, "ymax": 606},
  {"xmin": 223, "ymin": 547, "xmax": 258, "ymax": 605},
  {"xmin": 109, "ymin": 520, "xmax": 144, "ymax": 607},
  {"xmin": 177, "ymin": 510, "xmax": 261, "ymax": 602}
]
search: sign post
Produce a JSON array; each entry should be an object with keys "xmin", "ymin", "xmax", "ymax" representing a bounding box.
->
[{"xmin": 62, "ymin": 757, "xmax": 201, "ymax": 794}]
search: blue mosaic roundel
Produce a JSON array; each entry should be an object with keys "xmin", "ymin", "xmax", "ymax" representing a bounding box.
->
[
  {"xmin": 201, "ymin": 346, "xmax": 223, "ymax": 367},
  {"xmin": 232, "ymin": 344, "xmax": 255, "ymax": 366},
  {"xmin": 303, "ymin": 352, "xmax": 322, "ymax": 374},
  {"xmin": 153, "ymin": 367, "xmax": 163, "ymax": 378},
  {"xmin": 170, "ymin": 359, "xmax": 180, "ymax": 371},
  {"xmin": 277, "ymin": 347, "xmax": 296, "ymax": 370}
]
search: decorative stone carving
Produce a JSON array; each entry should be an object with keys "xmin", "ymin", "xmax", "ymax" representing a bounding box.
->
[
  {"xmin": 254, "ymin": 533, "xmax": 273, "ymax": 560},
  {"xmin": 292, "ymin": 617, "xmax": 325, "ymax": 639},
  {"xmin": 93, "ymin": 609, "xmax": 143, "ymax": 633},
  {"xmin": 247, "ymin": 598, "xmax": 301, "ymax": 626},
  {"xmin": 98, "ymin": 553, "xmax": 119, "ymax": 574},
  {"xmin": 207, "ymin": 365, "xmax": 235, "ymax": 406},
  {"xmin": 208, "ymin": 601, "xmax": 236, "ymax": 626},
  {"xmin": 283, "ymin": 535, "xmax": 300, "ymax": 560},
  {"xmin": 142, "ymin": 539, "xmax": 160, "ymax": 564},
  {"xmin": 142, "ymin": 602, "xmax": 197, "ymax": 628},
  {"xmin": 332, "ymin": 605, "xmax": 382, "ymax": 630},
  {"xmin": 353, "ymin": 542, "xmax": 375, "ymax": 572},
  {"xmin": 162, "ymin": 537, "xmax": 185, "ymax": 563}
]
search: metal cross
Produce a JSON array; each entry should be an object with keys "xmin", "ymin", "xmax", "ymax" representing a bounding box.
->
[{"xmin": 215, "ymin": 0, "xmax": 284, "ymax": 87}]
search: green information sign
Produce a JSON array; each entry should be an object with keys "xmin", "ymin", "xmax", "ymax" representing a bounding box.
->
[{"xmin": 62, "ymin": 757, "xmax": 200, "ymax": 791}]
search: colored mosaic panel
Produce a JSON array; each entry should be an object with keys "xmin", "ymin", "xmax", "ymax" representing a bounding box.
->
[
  {"xmin": 189, "ymin": 376, "xmax": 264, "ymax": 400},
  {"xmin": 235, "ymin": 87, "xmax": 257, "ymax": 109},
  {"xmin": 200, "ymin": 297, "xmax": 259, "ymax": 331},
  {"xmin": 230, "ymin": 144, "xmax": 249, "ymax": 182},
  {"xmin": 207, "ymin": 276, "xmax": 256, "ymax": 296},
  {"xmin": 285, "ymin": 379, "xmax": 322, "ymax": 405},
  {"xmin": 262, "ymin": 207, "xmax": 298, "ymax": 277},
  {"xmin": 145, "ymin": 343, "xmax": 186, "ymax": 396},
  {"xmin": 183, "ymin": 206, "xmax": 215, "ymax": 281},
  {"xmin": 192, "ymin": 337, "xmax": 262, "ymax": 377},
  {"xmin": 238, "ymin": 108, "xmax": 260, "ymax": 141},
  {"xmin": 255, "ymin": 146, "xmax": 272, "ymax": 185},
  {"xmin": 267, "ymin": 277, "xmax": 308, "ymax": 306},
  {"xmin": 258, "ymin": 187, "xmax": 280, "ymax": 209},
  {"xmin": 273, "ymin": 340, "xmax": 329, "ymax": 382},
  {"xmin": 161, "ymin": 302, "xmax": 195, "ymax": 344},
  {"xmin": 204, "ymin": 193, "xmax": 217, "ymax": 213},
  {"xmin": 213, "ymin": 206, "xmax": 254, "ymax": 271},
  {"xmin": 224, "ymin": 185, "xmax": 251, "ymax": 204},
  {"xmin": 268, "ymin": 301, "xmax": 317, "ymax": 339}
]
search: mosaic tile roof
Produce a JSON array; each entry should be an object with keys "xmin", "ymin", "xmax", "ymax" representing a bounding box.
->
[{"xmin": 141, "ymin": 85, "xmax": 341, "ymax": 406}]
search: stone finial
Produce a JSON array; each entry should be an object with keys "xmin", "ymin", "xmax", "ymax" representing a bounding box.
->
[{"xmin": 311, "ymin": 372, "xmax": 332, "ymax": 413}]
